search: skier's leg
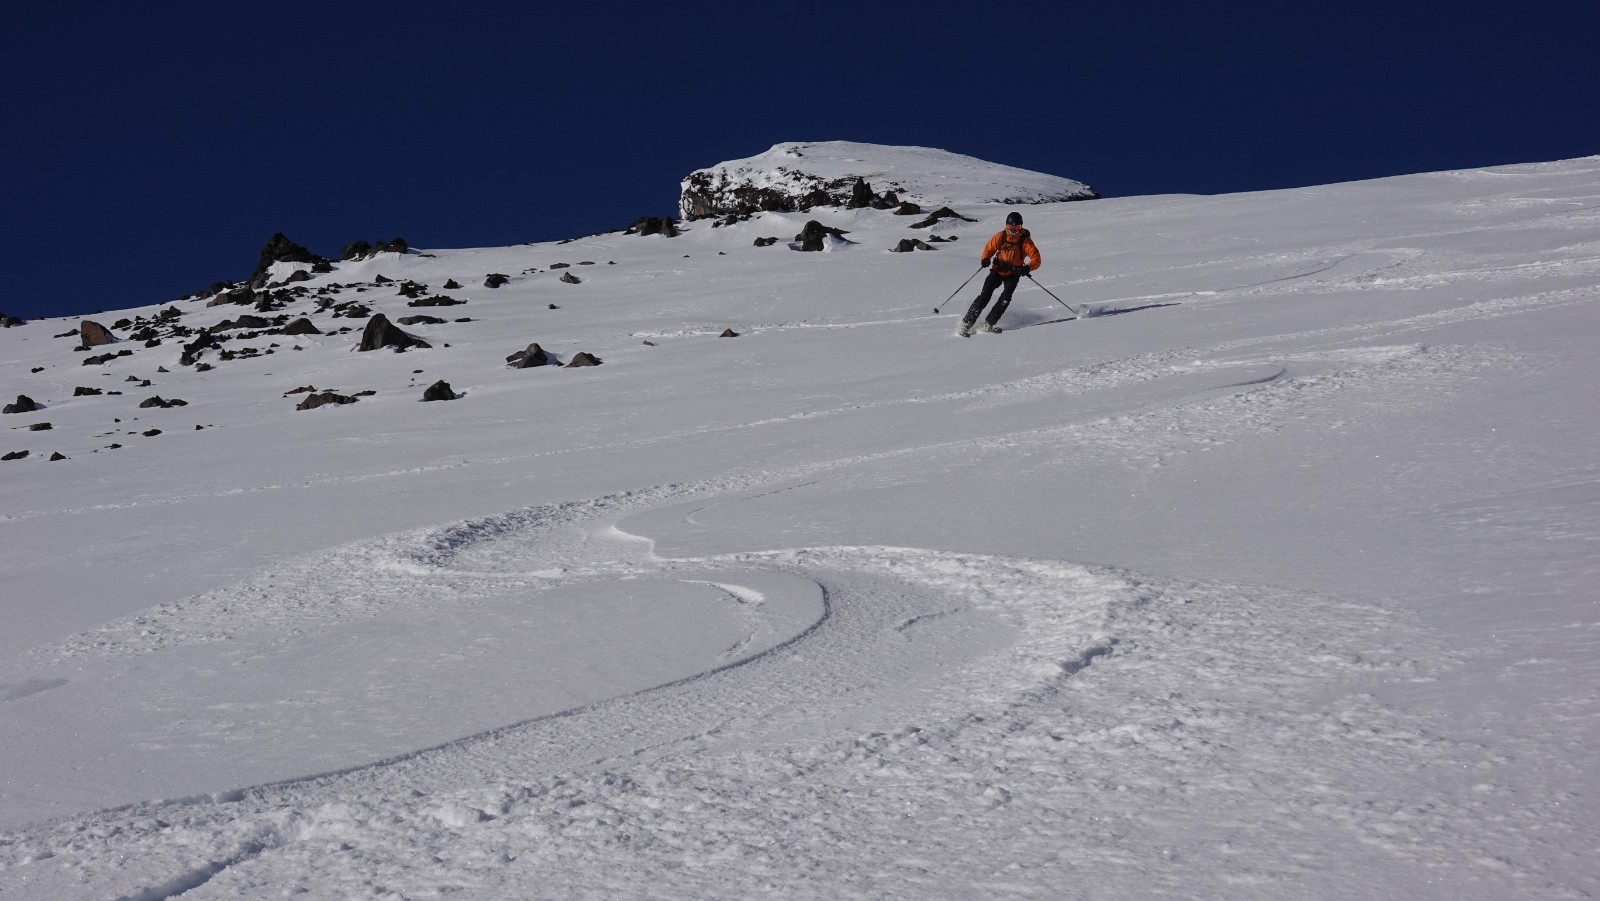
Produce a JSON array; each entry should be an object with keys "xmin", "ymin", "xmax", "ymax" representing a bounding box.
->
[
  {"xmin": 984, "ymin": 275, "xmax": 1022, "ymax": 327},
  {"xmin": 963, "ymin": 272, "xmax": 1004, "ymax": 328}
]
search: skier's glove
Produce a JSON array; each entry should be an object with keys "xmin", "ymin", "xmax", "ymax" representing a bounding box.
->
[
  {"xmin": 980, "ymin": 258, "xmax": 990, "ymax": 268},
  {"xmin": 1017, "ymin": 265, "xmax": 1031, "ymax": 276}
]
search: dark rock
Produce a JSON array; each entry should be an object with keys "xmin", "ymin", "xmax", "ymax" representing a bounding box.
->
[
  {"xmin": 311, "ymin": 260, "xmax": 334, "ymax": 273},
  {"xmin": 209, "ymin": 287, "xmax": 255, "ymax": 307},
  {"xmin": 29, "ymin": 422, "xmax": 51, "ymax": 431},
  {"xmin": 376, "ymin": 237, "xmax": 409, "ymax": 254},
  {"xmin": 484, "ymin": 274, "xmax": 510, "ymax": 289},
  {"xmin": 720, "ymin": 329, "xmax": 740, "ymax": 337},
  {"xmin": 909, "ymin": 207, "xmax": 977, "ymax": 228},
  {"xmin": 846, "ymin": 178, "xmax": 876, "ymax": 209},
  {"xmin": 625, "ymin": 216, "xmax": 679, "ymax": 237},
  {"xmin": 892, "ymin": 238, "xmax": 937, "ymax": 253},
  {"xmin": 566, "ymin": 352, "xmax": 602, "ymax": 367},
  {"xmin": 374, "ymin": 274, "xmax": 394, "ymax": 285},
  {"xmin": 795, "ymin": 221, "xmax": 851, "ymax": 252},
  {"xmin": 284, "ymin": 270, "xmax": 312, "ymax": 284},
  {"xmin": 281, "ymin": 318, "xmax": 321, "ymax": 335},
  {"xmin": 560, "ymin": 272, "xmax": 582, "ymax": 285},
  {"xmin": 341, "ymin": 240, "xmax": 373, "ymax": 260},
  {"xmin": 250, "ymin": 233, "xmax": 316, "ymax": 287},
  {"xmin": 357, "ymin": 314, "xmax": 430, "ymax": 352},
  {"xmin": 80, "ymin": 320, "xmax": 116, "ymax": 347},
  {"xmin": 50, "ymin": 452, "xmax": 66, "ymax": 461},
  {"xmin": 211, "ymin": 315, "xmax": 270, "ymax": 332},
  {"xmin": 549, "ymin": 262, "xmax": 570, "ymax": 269},
  {"xmin": 296, "ymin": 391, "xmax": 359, "ymax": 411},
  {"xmin": 893, "ymin": 201, "xmax": 924, "ymax": 216},
  {"xmin": 284, "ymin": 385, "xmax": 317, "ymax": 395},
  {"xmin": 73, "ymin": 386, "xmax": 103, "ymax": 396},
  {"xmin": 407, "ymin": 296, "xmax": 465, "ymax": 307},
  {"xmin": 421, "ymin": 380, "xmax": 458, "ymax": 402},
  {"xmin": 142, "ymin": 429, "xmax": 162, "ymax": 437},
  {"xmin": 113, "ymin": 318, "xmax": 133, "ymax": 329},
  {"xmin": 2, "ymin": 450, "xmax": 27, "ymax": 461},
  {"xmin": 754, "ymin": 237, "xmax": 780, "ymax": 247},
  {"xmin": 1, "ymin": 315, "xmax": 25, "ymax": 327},
  {"xmin": 138, "ymin": 396, "xmax": 173, "ymax": 408},
  {"xmin": 506, "ymin": 343, "xmax": 549, "ymax": 368},
  {"xmin": 443, "ymin": 279, "xmax": 462, "ymax": 290},
  {"xmin": 398, "ymin": 315, "xmax": 446, "ymax": 326},
  {"xmin": 3, "ymin": 395, "xmax": 40, "ymax": 414}
]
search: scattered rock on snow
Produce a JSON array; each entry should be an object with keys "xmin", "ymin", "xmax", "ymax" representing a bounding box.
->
[
  {"xmin": 565, "ymin": 352, "xmax": 602, "ymax": 367},
  {"xmin": 506, "ymin": 343, "xmax": 550, "ymax": 368},
  {"xmin": 560, "ymin": 272, "xmax": 582, "ymax": 284},
  {"xmin": 357, "ymin": 314, "xmax": 431, "ymax": 352},
  {"xmin": 2, "ymin": 450, "xmax": 28, "ymax": 461},
  {"xmin": 296, "ymin": 391, "xmax": 359, "ymax": 411},
  {"xmin": 421, "ymin": 380, "xmax": 458, "ymax": 402},
  {"xmin": 909, "ymin": 207, "xmax": 977, "ymax": 228},
  {"xmin": 80, "ymin": 320, "xmax": 116, "ymax": 347},
  {"xmin": 484, "ymin": 274, "xmax": 510, "ymax": 289},
  {"xmin": 720, "ymin": 329, "xmax": 740, "ymax": 337},
  {"xmin": 3, "ymin": 395, "xmax": 40, "ymax": 414},
  {"xmin": 795, "ymin": 221, "xmax": 851, "ymax": 252}
]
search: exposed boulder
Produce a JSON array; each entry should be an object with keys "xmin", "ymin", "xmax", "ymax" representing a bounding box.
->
[
  {"xmin": 138, "ymin": 396, "xmax": 187, "ymax": 408},
  {"xmin": 358, "ymin": 313, "xmax": 430, "ymax": 352},
  {"xmin": 1, "ymin": 314, "xmax": 24, "ymax": 327},
  {"xmin": 29, "ymin": 422, "xmax": 52, "ymax": 431},
  {"xmin": 3, "ymin": 395, "xmax": 40, "ymax": 414},
  {"xmin": 506, "ymin": 343, "xmax": 549, "ymax": 368},
  {"xmin": 566, "ymin": 352, "xmax": 602, "ymax": 367},
  {"xmin": 421, "ymin": 380, "xmax": 458, "ymax": 402},
  {"xmin": 560, "ymin": 272, "xmax": 582, "ymax": 285},
  {"xmin": 341, "ymin": 240, "xmax": 373, "ymax": 260},
  {"xmin": 296, "ymin": 391, "xmax": 359, "ymax": 411},
  {"xmin": 909, "ymin": 207, "xmax": 977, "ymax": 229},
  {"xmin": 2, "ymin": 450, "xmax": 27, "ymax": 461},
  {"xmin": 407, "ymin": 296, "xmax": 465, "ymax": 307},
  {"xmin": 625, "ymin": 216, "xmax": 679, "ymax": 237},
  {"xmin": 484, "ymin": 274, "xmax": 510, "ymax": 289},
  {"xmin": 443, "ymin": 279, "xmax": 462, "ymax": 290},
  {"xmin": 893, "ymin": 201, "xmax": 924, "ymax": 216},
  {"xmin": 892, "ymin": 238, "xmax": 936, "ymax": 253},
  {"xmin": 209, "ymin": 287, "xmax": 255, "ymax": 307},
  {"xmin": 795, "ymin": 221, "xmax": 851, "ymax": 252},
  {"xmin": 398, "ymin": 315, "xmax": 446, "ymax": 326},
  {"xmin": 73, "ymin": 386, "xmax": 104, "ymax": 396},
  {"xmin": 754, "ymin": 236, "xmax": 780, "ymax": 247},
  {"xmin": 50, "ymin": 452, "xmax": 66, "ymax": 461},
  {"xmin": 250, "ymin": 233, "xmax": 317, "ymax": 287},
  {"xmin": 846, "ymin": 177, "xmax": 876, "ymax": 209},
  {"xmin": 281, "ymin": 318, "xmax": 321, "ymax": 335},
  {"xmin": 376, "ymin": 237, "xmax": 408, "ymax": 254},
  {"xmin": 80, "ymin": 320, "xmax": 116, "ymax": 347}
]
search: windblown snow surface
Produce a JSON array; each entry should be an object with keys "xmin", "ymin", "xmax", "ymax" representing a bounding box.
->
[{"xmin": 1, "ymin": 152, "xmax": 1598, "ymax": 899}]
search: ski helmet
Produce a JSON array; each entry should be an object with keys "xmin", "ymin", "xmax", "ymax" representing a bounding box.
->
[{"xmin": 1005, "ymin": 211, "xmax": 1024, "ymax": 226}]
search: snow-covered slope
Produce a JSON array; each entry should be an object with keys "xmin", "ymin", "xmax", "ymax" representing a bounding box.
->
[
  {"xmin": 1, "ymin": 148, "xmax": 1598, "ymax": 900},
  {"xmin": 680, "ymin": 140, "xmax": 1098, "ymax": 218}
]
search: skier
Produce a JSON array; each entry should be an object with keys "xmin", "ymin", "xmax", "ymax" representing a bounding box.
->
[{"xmin": 959, "ymin": 211, "xmax": 1042, "ymax": 336}]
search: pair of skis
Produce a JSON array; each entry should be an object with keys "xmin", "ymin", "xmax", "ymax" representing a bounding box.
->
[{"xmin": 936, "ymin": 270, "xmax": 1080, "ymax": 335}]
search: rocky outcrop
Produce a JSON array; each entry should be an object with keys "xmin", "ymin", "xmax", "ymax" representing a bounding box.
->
[
  {"xmin": 80, "ymin": 320, "xmax": 116, "ymax": 347},
  {"xmin": 909, "ymin": 207, "xmax": 977, "ymax": 229},
  {"xmin": 795, "ymin": 221, "xmax": 852, "ymax": 252},
  {"xmin": 421, "ymin": 380, "xmax": 458, "ymax": 402},
  {"xmin": 506, "ymin": 343, "xmax": 549, "ymax": 368},
  {"xmin": 3, "ymin": 395, "xmax": 40, "ymax": 414},
  {"xmin": 358, "ymin": 314, "xmax": 431, "ymax": 352},
  {"xmin": 625, "ymin": 216, "xmax": 679, "ymax": 237},
  {"xmin": 566, "ymin": 352, "xmax": 602, "ymax": 367},
  {"xmin": 250, "ymin": 233, "xmax": 318, "ymax": 287},
  {"xmin": 296, "ymin": 391, "xmax": 359, "ymax": 411}
]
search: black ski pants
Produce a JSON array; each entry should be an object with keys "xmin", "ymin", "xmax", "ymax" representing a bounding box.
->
[{"xmin": 962, "ymin": 270, "xmax": 1022, "ymax": 328}]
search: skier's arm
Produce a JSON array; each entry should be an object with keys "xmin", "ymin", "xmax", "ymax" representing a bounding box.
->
[{"xmin": 1023, "ymin": 237, "xmax": 1042, "ymax": 273}]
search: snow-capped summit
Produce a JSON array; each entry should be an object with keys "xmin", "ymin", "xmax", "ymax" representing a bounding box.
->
[{"xmin": 680, "ymin": 141, "xmax": 1098, "ymax": 219}]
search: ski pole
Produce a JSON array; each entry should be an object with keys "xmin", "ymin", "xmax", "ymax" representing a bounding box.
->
[
  {"xmin": 1025, "ymin": 274, "xmax": 1082, "ymax": 317},
  {"xmin": 933, "ymin": 266, "xmax": 985, "ymax": 314}
]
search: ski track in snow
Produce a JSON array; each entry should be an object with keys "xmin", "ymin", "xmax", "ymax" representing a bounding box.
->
[
  {"xmin": 1, "ymin": 325, "xmax": 1576, "ymax": 898},
  {"xmin": 1, "ymin": 478, "xmax": 1573, "ymax": 898}
]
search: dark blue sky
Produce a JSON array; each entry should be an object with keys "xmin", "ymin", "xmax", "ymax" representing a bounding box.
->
[{"xmin": 4, "ymin": 1, "xmax": 1596, "ymax": 321}]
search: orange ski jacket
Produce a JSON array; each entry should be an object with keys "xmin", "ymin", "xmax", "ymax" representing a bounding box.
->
[{"xmin": 982, "ymin": 228, "xmax": 1042, "ymax": 275}]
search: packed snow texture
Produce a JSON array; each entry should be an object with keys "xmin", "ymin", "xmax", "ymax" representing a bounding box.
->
[{"xmin": 1, "ymin": 151, "xmax": 1599, "ymax": 899}]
